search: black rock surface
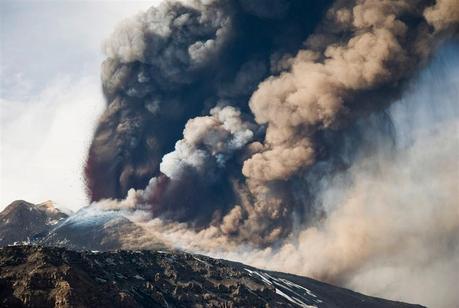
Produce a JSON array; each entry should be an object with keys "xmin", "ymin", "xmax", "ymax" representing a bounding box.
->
[{"xmin": 0, "ymin": 245, "xmax": 425, "ymax": 308}]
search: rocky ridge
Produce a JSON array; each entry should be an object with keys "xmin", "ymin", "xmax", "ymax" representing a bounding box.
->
[
  {"xmin": 0, "ymin": 201, "xmax": 68, "ymax": 246},
  {"xmin": 0, "ymin": 245, "xmax": 425, "ymax": 308}
]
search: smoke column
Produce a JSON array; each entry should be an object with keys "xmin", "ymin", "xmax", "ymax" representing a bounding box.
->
[
  {"xmin": 84, "ymin": 0, "xmax": 459, "ymax": 306},
  {"xmin": 85, "ymin": 0, "xmax": 331, "ymax": 203}
]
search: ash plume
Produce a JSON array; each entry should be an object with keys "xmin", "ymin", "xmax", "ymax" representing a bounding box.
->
[
  {"xmin": 83, "ymin": 0, "xmax": 458, "ymax": 306},
  {"xmin": 123, "ymin": 104, "xmax": 257, "ymax": 225},
  {"xmin": 85, "ymin": 0, "xmax": 331, "ymax": 202}
]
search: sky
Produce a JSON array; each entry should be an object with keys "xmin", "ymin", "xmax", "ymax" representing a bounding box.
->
[
  {"xmin": 0, "ymin": 0, "xmax": 161, "ymax": 211},
  {"xmin": 1, "ymin": 2, "xmax": 458, "ymax": 306}
]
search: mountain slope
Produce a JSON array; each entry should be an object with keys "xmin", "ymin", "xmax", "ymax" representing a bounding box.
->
[
  {"xmin": 0, "ymin": 245, "xmax": 424, "ymax": 308},
  {"xmin": 37, "ymin": 207, "xmax": 149, "ymax": 251},
  {"xmin": 0, "ymin": 200, "xmax": 163, "ymax": 251},
  {"xmin": 0, "ymin": 201, "xmax": 68, "ymax": 246}
]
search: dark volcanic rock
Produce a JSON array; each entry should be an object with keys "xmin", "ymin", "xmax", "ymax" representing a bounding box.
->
[
  {"xmin": 0, "ymin": 201, "xmax": 68, "ymax": 246},
  {"xmin": 0, "ymin": 245, "xmax": 425, "ymax": 308}
]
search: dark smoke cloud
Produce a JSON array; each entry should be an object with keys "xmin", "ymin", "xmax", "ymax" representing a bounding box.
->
[
  {"xmin": 85, "ymin": 0, "xmax": 331, "ymax": 202},
  {"xmin": 81, "ymin": 0, "xmax": 459, "ymax": 306},
  {"xmin": 94, "ymin": 43, "xmax": 459, "ymax": 308},
  {"xmin": 86, "ymin": 0, "xmax": 458, "ymax": 247}
]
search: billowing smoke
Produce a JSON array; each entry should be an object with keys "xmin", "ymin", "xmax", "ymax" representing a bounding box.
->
[
  {"xmin": 83, "ymin": 0, "xmax": 459, "ymax": 306},
  {"xmin": 85, "ymin": 0, "xmax": 331, "ymax": 202},
  {"xmin": 116, "ymin": 104, "xmax": 257, "ymax": 225}
]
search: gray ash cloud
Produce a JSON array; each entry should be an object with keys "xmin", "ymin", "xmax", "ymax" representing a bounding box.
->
[
  {"xmin": 85, "ymin": 0, "xmax": 458, "ymax": 246},
  {"xmin": 85, "ymin": 0, "xmax": 331, "ymax": 203}
]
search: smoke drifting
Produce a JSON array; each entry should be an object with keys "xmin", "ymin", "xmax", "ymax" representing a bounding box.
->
[
  {"xmin": 85, "ymin": 0, "xmax": 331, "ymax": 202},
  {"xmin": 83, "ymin": 0, "xmax": 459, "ymax": 306}
]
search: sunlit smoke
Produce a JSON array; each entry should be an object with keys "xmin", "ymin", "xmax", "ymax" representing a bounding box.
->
[{"xmin": 79, "ymin": 1, "xmax": 459, "ymax": 307}]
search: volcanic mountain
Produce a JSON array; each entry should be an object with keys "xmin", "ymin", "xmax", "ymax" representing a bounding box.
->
[
  {"xmin": 0, "ymin": 200, "xmax": 68, "ymax": 246},
  {"xmin": 0, "ymin": 200, "xmax": 157, "ymax": 251},
  {"xmin": 0, "ymin": 201, "xmax": 427, "ymax": 307},
  {"xmin": 0, "ymin": 245, "xmax": 425, "ymax": 308}
]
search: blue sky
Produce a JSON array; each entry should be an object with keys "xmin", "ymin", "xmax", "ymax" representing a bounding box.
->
[{"xmin": 0, "ymin": 1, "xmax": 159, "ymax": 210}]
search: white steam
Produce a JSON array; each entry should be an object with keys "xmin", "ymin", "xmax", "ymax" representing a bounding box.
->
[{"xmin": 160, "ymin": 105, "xmax": 254, "ymax": 180}]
